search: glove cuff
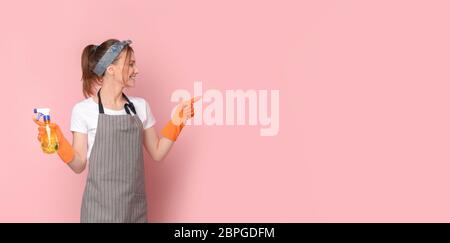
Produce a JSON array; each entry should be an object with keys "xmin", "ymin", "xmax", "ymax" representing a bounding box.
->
[
  {"xmin": 161, "ymin": 120, "xmax": 184, "ymax": 142},
  {"xmin": 57, "ymin": 135, "xmax": 75, "ymax": 164}
]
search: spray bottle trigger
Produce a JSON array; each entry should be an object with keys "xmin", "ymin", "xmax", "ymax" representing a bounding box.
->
[{"xmin": 36, "ymin": 113, "xmax": 43, "ymax": 121}]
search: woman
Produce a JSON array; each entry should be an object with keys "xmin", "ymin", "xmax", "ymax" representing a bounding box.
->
[{"xmin": 33, "ymin": 39, "xmax": 200, "ymax": 223}]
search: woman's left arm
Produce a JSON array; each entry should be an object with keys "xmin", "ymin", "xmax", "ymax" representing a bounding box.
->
[
  {"xmin": 143, "ymin": 127, "xmax": 174, "ymax": 162},
  {"xmin": 143, "ymin": 96, "xmax": 201, "ymax": 162}
]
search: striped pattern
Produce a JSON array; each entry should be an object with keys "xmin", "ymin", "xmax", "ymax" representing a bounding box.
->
[{"xmin": 80, "ymin": 114, "xmax": 147, "ymax": 223}]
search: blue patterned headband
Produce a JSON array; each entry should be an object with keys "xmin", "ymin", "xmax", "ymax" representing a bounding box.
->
[{"xmin": 92, "ymin": 40, "xmax": 132, "ymax": 76}]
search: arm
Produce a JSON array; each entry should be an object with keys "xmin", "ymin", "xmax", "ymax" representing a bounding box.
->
[
  {"xmin": 34, "ymin": 118, "xmax": 87, "ymax": 174},
  {"xmin": 143, "ymin": 127, "xmax": 174, "ymax": 162},
  {"xmin": 143, "ymin": 96, "xmax": 201, "ymax": 162},
  {"xmin": 67, "ymin": 131, "xmax": 88, "ymax": 174}
]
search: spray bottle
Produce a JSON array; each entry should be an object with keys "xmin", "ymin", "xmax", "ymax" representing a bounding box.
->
[{"xmin": 34, "ymin": 108, "xmax": 59, "ymax": 154}]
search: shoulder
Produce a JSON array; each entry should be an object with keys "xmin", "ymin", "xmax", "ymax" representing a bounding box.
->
[
  {"xmin": 128, "ymin": 96, "xmax": 151, "ymax": 109},
  {"xmin": 72, "ymin": 97, "xmax": 97, "ymax": 114},
  {"xmin": 128, "ymin": 96, "xmax": 147, "ymax": 104},
  {"xmin": 128, "ymin": 96, "xmax": 155, "ymax": 120}
]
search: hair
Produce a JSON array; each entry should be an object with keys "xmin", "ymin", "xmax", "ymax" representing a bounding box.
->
[{"xmin": 81, "ymin": 39, "xmax": 134, "ymax": 98}]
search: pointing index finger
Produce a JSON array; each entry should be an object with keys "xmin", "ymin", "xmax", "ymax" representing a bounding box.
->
[{"xmin": 191, "ymin": 96, "xmax": 201, "ymax": 104}]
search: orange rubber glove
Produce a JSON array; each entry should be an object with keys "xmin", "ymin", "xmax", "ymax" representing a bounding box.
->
[
  {"xmin": 161, "ymin": 96, "xmax": 201, "ymax": 141},
  {"xmin": 33, "ymin": 118, "xmax": 75, "ymax": 164}
]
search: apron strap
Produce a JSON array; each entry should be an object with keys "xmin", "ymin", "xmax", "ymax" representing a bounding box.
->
[
  {"xmin": 97, "ymin": 88, "xmax": 137, "ymax": 115},
  {"xmin": 122, "ymin": 93, "xmax": 137, "ymax": 115},
  {"xmin": 97, "ymin": 89, "xmax": 105, "ymax": 114}
]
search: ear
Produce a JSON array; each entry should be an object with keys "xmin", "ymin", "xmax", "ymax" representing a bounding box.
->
[{"xmin": 106, "ymin": 65, "xmax": 115, "ymax": 76}]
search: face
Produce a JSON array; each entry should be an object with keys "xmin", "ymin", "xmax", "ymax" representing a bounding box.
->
[{"xmin": 105, "ymin": 48, "xmax": 139, "ymax": 88}]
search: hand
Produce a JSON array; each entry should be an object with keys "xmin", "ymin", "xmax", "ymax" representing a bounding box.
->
[
  {"xmin": 32, "ymin": 118, "xmax": 75, "ymax": 163},
  {"xmin": 33, "ymin": 118, "xmax": 63, "ymax": 143},
  {"xmin": 171, "ymin": 96, "xmax": 201, "ymax": 126}
]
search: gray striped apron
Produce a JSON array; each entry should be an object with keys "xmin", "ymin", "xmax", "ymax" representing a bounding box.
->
[{"xmin": 80, "ymin": 89, "xmax": 147, "ymax": 223}]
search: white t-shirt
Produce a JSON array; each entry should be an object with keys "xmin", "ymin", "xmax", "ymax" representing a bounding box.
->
[{"xmin": 70, "ymin": 96, "xmax": 156, "ymax": 160}]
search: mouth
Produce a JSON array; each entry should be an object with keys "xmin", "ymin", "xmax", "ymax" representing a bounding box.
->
[{"xmin": 129, "ymin": 74, "xmax": 137, "ymax": 80}]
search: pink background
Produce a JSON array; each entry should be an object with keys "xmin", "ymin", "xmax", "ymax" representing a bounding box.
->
[{"xmin": 1, "ymin": 0, "xmax": 450, "ymax": 222}]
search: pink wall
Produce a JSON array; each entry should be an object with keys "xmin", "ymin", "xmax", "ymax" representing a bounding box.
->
[{"xmin": 1, "ymin": 0, "xmax": 450, "ymax": 222}]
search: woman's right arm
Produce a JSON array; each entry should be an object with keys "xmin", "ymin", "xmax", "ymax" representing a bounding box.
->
[
  {"xmin": 35, "ymin": 118, "xmax": 87, "ymax": 174},
  {"xmin": 67, "ymin": 131, "xmax": 88, "ymax": 174}
]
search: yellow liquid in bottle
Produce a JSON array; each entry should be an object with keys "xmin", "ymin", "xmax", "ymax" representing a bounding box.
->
[{"xmin": 41, "ymin": 123, "xmax": 59, "ymax": 154}]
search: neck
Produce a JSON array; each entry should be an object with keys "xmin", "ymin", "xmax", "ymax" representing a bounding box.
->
[{"xmin": 99, "ymin": 83, "xmax": 125, "ymax": 105}]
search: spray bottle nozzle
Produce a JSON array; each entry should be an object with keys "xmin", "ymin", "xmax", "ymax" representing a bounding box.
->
[{"xmin": 34, "ymin": 108, "xmax": 51, "ymax": 122}]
